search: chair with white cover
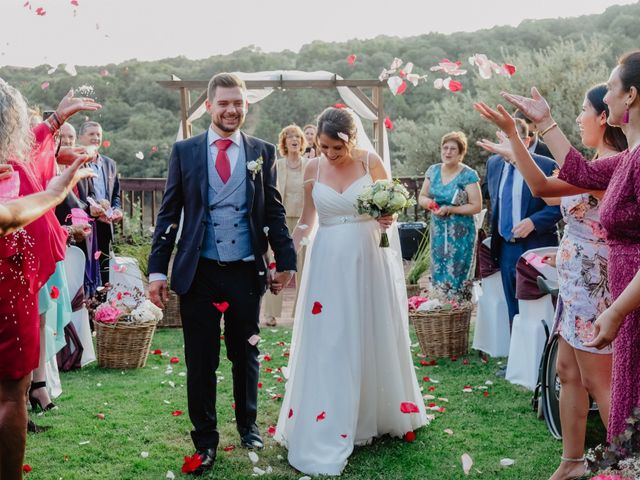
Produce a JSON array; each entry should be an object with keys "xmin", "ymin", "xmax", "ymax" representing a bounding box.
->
[
  {"xmin": 505, "ymin": 246, "xmax": 558, "ymax": 390},
  {"xmin": 63, "ymin": 245, "xmax": 96, "ymax": 367},
  {"xmin": 472, "ymin": 236, "xmax": 511, "ymax": 357}
]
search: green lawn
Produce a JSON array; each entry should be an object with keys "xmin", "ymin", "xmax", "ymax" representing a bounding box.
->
[{"xmin": 24, "ymin": 328, "xmax": 606, "ymax": 479}]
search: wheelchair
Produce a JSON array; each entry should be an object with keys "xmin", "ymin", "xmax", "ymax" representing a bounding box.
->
[{"xmin": 531, "ymin": 276, "xmax": 598, "ymax": 440}]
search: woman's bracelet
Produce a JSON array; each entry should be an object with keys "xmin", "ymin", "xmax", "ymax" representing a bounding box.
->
[{"xmin": 539, "ymin": 122, "xmax": 558, "ymax": 138}]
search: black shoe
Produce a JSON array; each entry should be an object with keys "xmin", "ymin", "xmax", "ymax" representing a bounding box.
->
[
  {"xmin": 29, "ymin": 381, "xmax": 57, "ymax": 412},
  {"xmin": 190, "ymin": 448, "xmax": 216, "ymax": 476},
  {"xmin": 27, "ymin": 419, "xmax": 51, "ymax": 433},
  {"xmin": 239, "ymin": 424, "xmax": 264, "ymax": 449}
]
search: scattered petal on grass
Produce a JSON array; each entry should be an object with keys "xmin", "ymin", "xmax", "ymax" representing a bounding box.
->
[
  {"xmin": 500, "ymin": 458, "xmax": 515, "ymax": 467},
  {"xmin": 170, "ymin": 357, "xmax": 179, "ymax": 364},
  {"xmin": 140, "ymin": 451, "xmax": 149, "ymax": 458},
  {"xmin": 485, "ymin": 380, "xmax": 494, "ymax": 385},
  {"xmin": 267, "ymin": 425, "xmax": 276, "ymax": 436},
  {"xmin": 461, "ymin": 453, "xmax": 473, "ymax": 475},
  {"xmin": 96, "ymin": 413, "xmax": 105, "ymax": 420},
  {"xmin": 463, "ymin": 387, "xmax": 473, "ymax": 393},
  {"xmin": 171, "ymin": 410, "xmax": 183, "ymax": 416},
  {"xmin": 253, "ymin": 467, "xmax": 266, "ymax": 475},
  {"xmin": 444, "ymin": 428, "xmax": 453, "ymax": 435},
  {"xmin": 135, "ymin": 151, "xmax": 144, "ymax": 160},
  {"xmin": 405, "ymin": 431, "xmax": 416, "ymax": 442},
  {"xmin": 166, "ymin": 471, "xmax": 175, "ymax": 480},
  {"xmin": 223, "ymin": 445, "xmax": 235, "ymax": 452},
  {"xmin": 23, "ymin": 464, "xmax": 32, "ymax": 473},
  {"xmin": 79, "ymin": 440, "xmax": 90, "ymax": 445},
  {"xmin": 248, "ymin": 451, "xmax": 259, "ymax": 464}
]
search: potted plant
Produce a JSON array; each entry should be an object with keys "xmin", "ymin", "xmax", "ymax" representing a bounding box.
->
[{"xmin": 406, "ymin": 227, "xmax": 431, "ymax": 298}]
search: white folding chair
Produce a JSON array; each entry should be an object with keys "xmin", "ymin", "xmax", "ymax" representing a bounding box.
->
[
  {"xmin": 64, "ymin": 246, "xmax": 96, "ymax": 367},
  {"xmin": 472, "ymin": 236, "xmax": 511, "ymax": 357},
  {"xmin": 506, "ymin": 246, "xmax": 558, "ymax": 390}
]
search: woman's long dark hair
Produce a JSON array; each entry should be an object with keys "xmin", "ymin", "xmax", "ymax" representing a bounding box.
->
[{"xmin": 586, "ymin": 84, "xmax": 628, "ymax": 153}]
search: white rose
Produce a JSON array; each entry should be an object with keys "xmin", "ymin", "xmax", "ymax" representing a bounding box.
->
[
  {"xmin": 247, "ymin": 161, "xmax": 258, "ymax": 171},
  {"xmin": 359, "ymin": 186, "xmax": 374, "ymax": 202},
  {"xmin": 131, "ymin": 307, "xmax": 155, "ymax": 323},
  {"xmin": 388, "ymin": 192, "xmax": 408, "ymax": 211},
  {"xmin": 372, "ymin": 190, "xmax": 389, "ymax": 209},
  {"xmin": 143, "ymin": 299, "xmax": 164, "ymax": 321}
]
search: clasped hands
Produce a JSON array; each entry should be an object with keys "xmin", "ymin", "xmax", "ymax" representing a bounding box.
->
[
  {"xmin": 89, "ymin": 198, "xmax": 123, "ymax": 224},
  {"xmin": 269, "ymin": 270, "xmax": 294, "ymax": 295}
]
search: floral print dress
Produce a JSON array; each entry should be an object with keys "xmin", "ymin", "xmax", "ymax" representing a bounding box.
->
[
  {"xmin": 426, "ymin": 164, "xmax": 480, "ymax": 291},
  {"xmin": 555, "ymin": 193, "xmax": 612, "ymax": 354}
]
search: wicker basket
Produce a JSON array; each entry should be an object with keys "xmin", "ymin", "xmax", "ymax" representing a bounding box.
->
[
  {"xmin": 158, "ymin": 290, "xmax": 182, "ymax": 328},
  {"xmin": 406, "ymin": 283, "xmax": 422, "ymax": 298},
  {"xmin": 410, "ymin": 307, "xmax": 472, "ymax": 358},
  {"xmin": 96, "ymin": 319, "xmax": 157, "ymax": 369}
]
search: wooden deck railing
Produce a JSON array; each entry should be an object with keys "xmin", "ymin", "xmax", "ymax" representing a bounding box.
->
[{"xmin": 118, "ymin": 175, "xmax": 428, "ymax": 237}]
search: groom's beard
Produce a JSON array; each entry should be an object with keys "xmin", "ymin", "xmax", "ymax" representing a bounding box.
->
[{"xmin": 214, "ymin": 114, "xmax": 245, "ymax": 133}]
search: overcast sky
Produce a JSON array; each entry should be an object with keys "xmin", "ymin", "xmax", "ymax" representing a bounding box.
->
[{"xmin": 0, "ymin": 0, "xmax": 636, "ymax": 68}]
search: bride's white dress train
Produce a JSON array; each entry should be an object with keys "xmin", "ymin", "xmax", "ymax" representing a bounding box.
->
[{"xmin": 274, "ymin": 165, "xmax": 428, "ymax": 476}]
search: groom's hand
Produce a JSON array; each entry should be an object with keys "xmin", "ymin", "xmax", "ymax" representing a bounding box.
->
[
  {"xmin": 270, "ymin": 271, "xmax": 293, "ymax": 295},
  {"xmin": 149, "ymin": 280, "xmax": 169, "ymax": 309}
]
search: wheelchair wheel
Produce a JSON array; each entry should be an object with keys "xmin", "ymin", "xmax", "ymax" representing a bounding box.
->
[{"xmin": 541, "ymin": 334, "xmax": 562, "ymax": 439}]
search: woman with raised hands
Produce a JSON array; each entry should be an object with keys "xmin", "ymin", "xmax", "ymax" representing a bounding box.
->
[
  {"xmin": 476, "ymin": 84, "xmax": 626, "ymax": 480},
  {"xmin": 473, "ymin": 51, "xmax": 640, "ymax": 452}
]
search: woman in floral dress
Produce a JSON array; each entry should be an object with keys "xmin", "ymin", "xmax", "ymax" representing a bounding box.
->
[
  {"xmin": 474, "ymin": 50, "xmax": 640, "ymax": 476},
  {"xmin": 418, "ymin": 131, "xmax": 482, "ymax": 292}
]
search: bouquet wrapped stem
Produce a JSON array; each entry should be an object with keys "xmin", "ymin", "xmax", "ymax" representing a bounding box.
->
[{"xmin": 356, "ymin": 179, "xmax": 415, "ymax": 248}]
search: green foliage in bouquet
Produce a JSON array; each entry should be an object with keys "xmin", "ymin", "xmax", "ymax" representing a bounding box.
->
[{"xmin": 407, "ymin": 227, "xmax": 431, "ymax": 286}]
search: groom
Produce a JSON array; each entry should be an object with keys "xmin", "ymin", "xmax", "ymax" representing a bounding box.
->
[{"xmin": 148, "ymin": 73, "xmax": 296, "ymax": 475}]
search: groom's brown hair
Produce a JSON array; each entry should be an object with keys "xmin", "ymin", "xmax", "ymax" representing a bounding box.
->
[{"xmin": 207, "ymin": 73, "xmax": 246, "ymax": 100}]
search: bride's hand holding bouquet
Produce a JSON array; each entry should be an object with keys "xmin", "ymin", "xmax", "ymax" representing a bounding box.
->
[{"xmin": 356, "ymin": 179, "xmax": 415, "ymax": 247}]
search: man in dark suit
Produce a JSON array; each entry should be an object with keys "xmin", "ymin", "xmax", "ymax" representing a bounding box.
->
[
  {"xmin": 148, "ymin": 73, "xmax": 296, "ymax": 475},
  {"xmin": 77, "ymin": 121, "xmax": 122, "ymax": 284},
  {"xmin": 485, "ymin": 118, "xmax": 562, "ymax": 329}
]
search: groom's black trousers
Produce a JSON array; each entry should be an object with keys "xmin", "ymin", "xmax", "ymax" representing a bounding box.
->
[{"xmin": 180, "ymin": 258, "xmax": 262, "ymax": 450}]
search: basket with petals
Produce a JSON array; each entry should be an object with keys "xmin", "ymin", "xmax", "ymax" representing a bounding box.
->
[
  {"xmin": 408, "ymin": 281, "xmax": 473, "ymax": 358},
  {"xmin": 94, "ymin": 285, "xmax": 162, "ymax": 369}
]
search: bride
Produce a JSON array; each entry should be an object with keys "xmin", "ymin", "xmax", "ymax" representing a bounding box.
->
[{"xmin": 272, "ymin": 107, "xmax": 428, "ymax": 476}]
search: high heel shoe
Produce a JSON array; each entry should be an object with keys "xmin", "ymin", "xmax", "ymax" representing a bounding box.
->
[{"xmin": 29, "ymin": 381, "xmax": 57, "ymax": 412}]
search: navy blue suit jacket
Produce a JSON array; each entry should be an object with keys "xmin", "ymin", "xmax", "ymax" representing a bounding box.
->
[
  {"xmin": 148, "ymin": 131, "xmax": 296, "ymax": 295},
  {"xmin": 485, "ymin": 153, "xmax": 562, "ymax": 262}
]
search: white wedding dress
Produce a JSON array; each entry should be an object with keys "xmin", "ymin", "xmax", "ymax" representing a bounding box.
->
[{"xmin": 274, "ymin": 157, "xmax": 428, "ymax": 476}]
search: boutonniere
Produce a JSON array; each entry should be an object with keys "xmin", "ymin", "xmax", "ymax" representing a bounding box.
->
[{"xmin": 247, "ymin": 157, "xmax": 263, "ymax": 180}]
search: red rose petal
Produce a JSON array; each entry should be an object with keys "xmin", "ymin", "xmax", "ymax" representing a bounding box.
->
[
  {"xmin": 311, "ymin": 301, "xmax": 323, "ymax": 315},
  {"xmin": 116, "ymin": 292, "xmax": 123, "ymax": 301},
  {"xmin": 50, "ymin": 286, "xmax": 60, "ymax": 299},
  {"xmin": 267, "ymin": 425, "xmax": 276, "ymax": 436},
  {"xmin": 223, "ymin": 445, "xmax": 235, "ymax": 452},
  {"xmin": 463, "ymin": 359, "xmax": 469, "ymax": 365},
  {"xmin": 258, "ymin": 382, "xmax": 263, "ymax": 389},
  {"xmin": 422, "ymin": 376, "xmax": 430, "ymax": 382},
  {"xmin": 268, "ymin": 262, "xmax": 276, "ymax": 270},
  {"xmin": 70, "ymin": 0, "xmax": 79, "ymax": 6},
  {"xmin": 288, "ymin": 408, "xmax": 293, "ymax": 418},
  {"xmin": 23, "ymin": 464, "xmax": 32, "ymax": 473},
  {"xmin": 263, "ymin": 355, "xmax": 272, "ymax": 361},
  {"xmin": 316, "ymin": 411, "xmax": 326, "ymax": 422},
  {"xmin": 340, "ymin": 433, "xmax": 348, "ymax": 438},
  {"xmin": 232, "ymin": 403, "xmax": 236, "ymax": 410},
  {"xmin": 438, "ymin": 406, "xmax": 446, "ymax": 413},
  {"xmin": 171, "ymin": 410, "xmax": 183, "ymax": 416},
  {"xmin": 152, "ymin": 349, "xmax": 162, "ymax": 355},
  {"xmin": 40, "ymin": 81, "xmax": 49, "ymax": 90},
  {"xmin": 384, "ymin": 116, "xmax": 394, "ymax": 130},
  {"xmin": 396, "ymin": 81, "xmax": 407, "ymax": 95},
  {"xmin": 334, "ymin": 103, "xmax": 347, "ymax": 109},
  {"xmin": 451, "ymin": 355, "xmax": 458, "ymax": 362},
  {"xmin": 428, "ymin": 386, "xmax": 436, "ymax": 392},
  {"xmin": 428, "ymin": 402, "xmax": 436, "ymax": 408},
  {"xmin": 181, "ymin": 453, "xmax": 203, "ymax": 474},
  {"xmin": 503, "ymin": 63, "xmax": 516, "ymax": 76},
  {"xmin": 276, "ymin": 377, "xmax": 283, "ymax": 382},
  {"xmin": 347, "ymin": 54, "xmax": 357, "ymax": 65},
  {"xmin": 94, "ymin": 250, "xmax": 102, "ymax": 260},
  {"xmin": 170, "ymin": 356, "xmax": 179, "ymax": 364},
  {"xmin": 35, "ymin": 7, "xmax": 46, "ymax": 15},
  {"xmin": 405, "ymin": 431, "xmax": 416, "ymax": 442},
  {"xmin": 264, "ymin": 367, "xmax": 273, "ymax": 373},
  {"xmin": 400, "ymin": 402, "xmax": 420, "ymax": 414},
  {"xmin": 212, "ymin": 301, "xmax": 230, "ymax": 313},
  {"xmin": 483, "ymin": 391, "xmax": 489, "ymax": 397},
  {"xmin": 99, "ymin": 68, "xmax": 109, "ymax": 77},
  {"xmin": 448, "ymin": 80, "xmax": 462, "ymax": 92},
  {"xmin": 102, "ymin": 140, "xmax": 111, "ymax": 148}
]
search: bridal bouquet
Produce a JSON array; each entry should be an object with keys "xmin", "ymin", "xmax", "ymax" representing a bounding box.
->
[{"xmin": 356, "ymin": 179, "xmax": 415, "ymax": 247}]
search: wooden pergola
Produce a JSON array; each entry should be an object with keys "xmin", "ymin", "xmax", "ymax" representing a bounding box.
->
[{"xmin": 157, "ymin": 74, "xmax": 388, "ymax": 158}]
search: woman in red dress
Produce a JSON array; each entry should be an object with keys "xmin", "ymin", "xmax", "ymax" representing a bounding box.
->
[{"xmin": 0, "ymin": 80, "xmax": 98, "ymax": 480}]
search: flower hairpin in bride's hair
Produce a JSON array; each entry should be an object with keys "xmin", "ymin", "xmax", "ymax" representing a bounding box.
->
[{"xmin": 337, "ymin": 132, "xmax": 349, "ymax": 143}]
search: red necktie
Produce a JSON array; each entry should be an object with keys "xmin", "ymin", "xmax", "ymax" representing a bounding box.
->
[{"xmin": 214, "ymin": 138, "xmax": 233, "ymax": 183}]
